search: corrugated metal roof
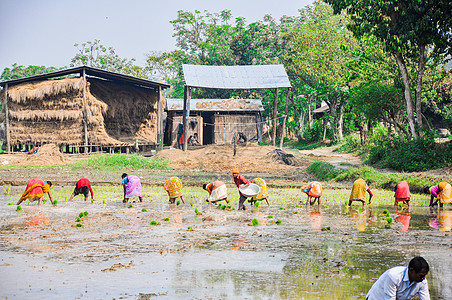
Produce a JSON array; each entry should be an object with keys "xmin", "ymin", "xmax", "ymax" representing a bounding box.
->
[
  {"xmin": 182, "ymin": 64, "xmax": 291, "ymax": 89},
  {"xmin": 166, "ymin": 98, "xmax": 264, "ymax": 112},
  {"xmin": 0, "ymin": 66, "xmax": 171, "ymax": 89}
]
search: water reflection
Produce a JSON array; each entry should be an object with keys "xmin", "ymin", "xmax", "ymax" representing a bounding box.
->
[
  {"xmin": 349, "ymin": 207, "xmax": 373, "ymax": 232},
  {"xmin": 27, "ymin": 212, "xmax": 49, "ymax": 227},
  {"xmin": 308, "ymin": 206, "xmax": 323, "ymax": 231},
  {"xmin": 395, "ymin": 207, "xmax": 411, "ymax": 232},
  {"xmin": 429, "ymin": 207, "xmax": 452, "ymax": 231}
]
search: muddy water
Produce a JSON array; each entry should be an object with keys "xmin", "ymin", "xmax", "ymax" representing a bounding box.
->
[{"xmin": 1, "ymin": 187, "xmax": 452, "ymax": 299}]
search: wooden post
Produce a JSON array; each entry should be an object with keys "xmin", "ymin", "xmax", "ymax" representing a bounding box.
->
[
  {"xmin": 182, "ymin": 86, "xmax": 187, "ymax": 152},
  {"xmin": 158, "ymin": 86, "xmax": 163, "ymax": 151},
  {"xmin": 82, "ymin": 69, "xmax": 89, "ymax": 154},
  {"xmin": 280, "ymin": 88, "xmax": 291, "ymax": 149},
  {"xmin": 4, "ymin": 83, "xmax": 10, "ymax": 153},
  {"xmin": 183, "ymin": 86, "xmax": 191, "ymax": 152},
  {"xmin": 272, "ymin": 88, "xmax": 279, "ymax": 147}
]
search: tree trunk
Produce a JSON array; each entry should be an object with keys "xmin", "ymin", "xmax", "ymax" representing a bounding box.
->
[
  {"xmin": 272, "ymin": 88, "xmax": 279, "ymax": 147},
  {"xmin": 415, "ymin": 45, "xmax": 426, "ymax": 127},
  {"xmin": 394, "ymin": 52, "xmax": 417, "ymax": 137}
]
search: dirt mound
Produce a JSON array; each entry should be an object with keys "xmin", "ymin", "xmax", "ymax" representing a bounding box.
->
[
  {"xmin": 154, "ymin": 144, "xmax": 308, "ymax": 173},
  {"xmin": 266, "ymin": 149, "xmax": 305, "ymax": 166},
  {"xmin": 16, "ymin": 144, "xmax": 66, "ymax": 166}
]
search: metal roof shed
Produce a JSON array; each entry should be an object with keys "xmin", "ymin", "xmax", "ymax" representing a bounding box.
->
[{"xmin": 181, "ymin": 64, "xmax": 292, "ymax": 150}]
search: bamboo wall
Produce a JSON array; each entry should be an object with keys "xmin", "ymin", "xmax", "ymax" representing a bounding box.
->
[
  {"xmin": 214, "ymin": 114, "xmax": 258, "ymax": 145},
  {"xmin": 169, "ymin": 114, "xmax": 203, "ymax": 147}
]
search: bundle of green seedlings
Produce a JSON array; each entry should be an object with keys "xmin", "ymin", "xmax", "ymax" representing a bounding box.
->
[{"xmin": 73, "ymin": 211, "xmax": 89, "ymax": 227}]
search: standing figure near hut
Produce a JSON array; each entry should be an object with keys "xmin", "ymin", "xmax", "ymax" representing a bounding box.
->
[
  {"xmin": 177, "ymin": 123, "xmax": 185, "ymax": 150},
  {"xmin": 203, "ymin": 181, "xmax": 229, "ymax": 205},
  {"xmin": 394, "ymin": 181, "xmax": 411, "ymax": 207},
  {"xmin": 17, "ymin": 178, "xmax": 54, "ymax": 206},
  {"xmin": 164, "ymin": 177, "xmax": 186, "ymax": 204},
  {"xmin": 249, "ymin": 178, "xmax": 269, "ymax": 206},
  {"xmin": 348, "ymin": 178, "xmax": 373, "ymax": 206},
  {"xmin": 121, "ymin": 173, "xmax": 143, "ymax": 203},
  {"xmin": 68, "ymin": 178, "xmax": 94, "ymax": 202},
  {"xmin": 427, "ymin": 181, "xmax": 451, "ymax": 207},
  {"xmin": 301, "ymin": 181, "xmax": 323, "ymax": 205},
  {"xmin": 232, "ymin": 168, "xmax": 250, "ymax": 210}
]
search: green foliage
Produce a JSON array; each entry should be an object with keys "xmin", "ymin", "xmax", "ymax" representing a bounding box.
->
[
  {"xmin": 251, "ymin": 218, "xmax": 259, "ymax": 226},
  {"xmin": 336, "ymin": 134, "xmax": 361, "ymax": 152},
  {"xmin": 16, "ymin": 205, "xmax": 21, "ymax": 211},
  {"xmin": 163, "ymin": 218, "xmax": 170, "ymax": 221},
  {"xmin": 275, "ymin": 220, "xmax": 282, "ymax": 225},
  {"xmin": 150, "ymin": 220, "xmax": 158, "ymax": 225},
  {"xmin": 306, "ymin": 161, "xmax": 345, "ymax": 181},
  {"xmin": 1, "ymin": 64, "xmax": 61, "ymax": 81},
  {"xmin": 69, "ymin": 154, "xmax": 170, "ymax": 170},
  {"xmin": 141, "ymin": 208, "xmax": 147, "ymax": 212}
]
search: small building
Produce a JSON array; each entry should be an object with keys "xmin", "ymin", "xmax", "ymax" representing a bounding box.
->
[
  {"xmin": 0, "ymin": 66, "xmax": 170, "ymax": 153},
  {"xmin": 165, "ymin": 98, "xmax": 264, "ymax": 146}
]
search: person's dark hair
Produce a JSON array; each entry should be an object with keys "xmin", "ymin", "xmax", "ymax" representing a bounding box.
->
[
  {"xmin": 409, "ymin": 256, "xmax": 429, "ymax": 273},
  {"xmin": 423, "ymin": 186, "xmax": 431, "ymax": 194},
  {"xmin": 121, "ymin": 173, "xmax": 128, "ymax": 179},
  {"xmin": 202, "ymin": 184, "xmax": 207, "ymax": 190},
  {"xmin": 46, "ymin": 181, "xmax": 52, "ymax": 187}
]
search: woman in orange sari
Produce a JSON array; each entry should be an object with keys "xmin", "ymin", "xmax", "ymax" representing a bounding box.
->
[
  {"xmin": 17, "ymin": 178, "xmax": 54, "ymax": 206},
  {"xmin": 301, "ymin": 181, "xmax": 323, "ymax": 205}
]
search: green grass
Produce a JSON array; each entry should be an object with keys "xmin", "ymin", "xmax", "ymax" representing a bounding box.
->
[{"xmin": 68, "ymin": 154, "xmax": 170, "ymax": 170}]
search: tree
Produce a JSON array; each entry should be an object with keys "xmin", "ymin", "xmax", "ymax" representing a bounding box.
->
[
  {"xmin": 324, "ymin": 0, "xmax": 452, "ymax": 137},
  {"xmin": 70, "ymin": 39, "xmax": 139, "ymax": 75},
  {"xmin": 1, "ymin": 64, "xmax": 61, "ymax": 81}
]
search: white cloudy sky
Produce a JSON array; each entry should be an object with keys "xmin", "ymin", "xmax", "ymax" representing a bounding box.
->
[{"xmin": 0, "ymin": 0, "xmax": 314, "ymax": 72}]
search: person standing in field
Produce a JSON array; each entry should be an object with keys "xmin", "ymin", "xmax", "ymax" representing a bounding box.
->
[
  {"xmin": 366, "ymin": 256, "xmax": 430, "ymax": 300},
  {"xmin": 301, "ymin": 181, "xmax": 323, "ymax": 205},
  {"xmin": 232, "ymin": 168, "xmax": 250, "ymax": 210},
  {"xmin": 164, "ymin": 177, "xmax": 186, "ymax": 204},
  {"xmin": 203, "ymin": 181, "xmax": 229, "ymax": 205},
  {"xmin": 17, "ymin": 178, "xmax": 54, "ymax": 206},
  {"xmin": 394, "ymin": 180, "xmax": 411, "ymax": 207},
  {"xmin": 121, "ymin": 173, "xmax": 143, "ymax": 203},
  {"xmin": 427, "ymin": 181, "xmax": 451, "ymax": 208},
  {"xmin": 349, "ymin": 178, "xmax": 373, "ymax": 206},
  {"xmin": 68, "ymin": 178, "xmax": 94, "ymax": 202}
]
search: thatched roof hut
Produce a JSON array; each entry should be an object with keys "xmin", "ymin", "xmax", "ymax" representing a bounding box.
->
[{"xmin": 0, "ymin": 66, "xmax": 170, "ymax": 153}]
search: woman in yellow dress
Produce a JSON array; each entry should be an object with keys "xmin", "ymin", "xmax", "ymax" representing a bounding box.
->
[
  {"xmin": 164, "ymin": 177, "xmax": 186, "ymax": 204},
  {"xmin": 249, "ymin": 178, "xmax": 269, "ymax": 206},
  {"xmin": 428, "ymin": 181, "xmax": 451, "ymax": 208}
]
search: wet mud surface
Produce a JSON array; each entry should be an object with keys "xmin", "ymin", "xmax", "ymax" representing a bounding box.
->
[{"xmin": 1, "ymin": 186, "xmax": 452, "ymax": 299}]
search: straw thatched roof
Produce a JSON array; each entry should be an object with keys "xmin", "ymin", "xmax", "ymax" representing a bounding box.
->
[{"xmin": 1, "ymin": 75, "xmax": 162, "ymax": 147}]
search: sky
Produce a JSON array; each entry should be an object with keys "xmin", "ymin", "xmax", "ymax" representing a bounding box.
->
[{"xmin": 0, "ymin": 0, "xmax": 314, "ymax": 72}]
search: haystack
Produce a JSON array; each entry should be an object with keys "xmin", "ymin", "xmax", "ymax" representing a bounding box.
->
[
  {"xmin": 17, "ymin": 143, "xmax": 66, "ymax": 166},
  {"xmin": 1, "ymin": 76, "xmax": 159, "ymax": 148}
]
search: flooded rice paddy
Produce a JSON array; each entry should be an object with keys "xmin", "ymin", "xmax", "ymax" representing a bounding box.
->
[{"xmin": 1, "ymin": 185, "xmax": 451, "ymax": 299}]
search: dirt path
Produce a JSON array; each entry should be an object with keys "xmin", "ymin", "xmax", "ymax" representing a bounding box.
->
[{"xmin": 297, "ymin": 145, "xmax": 362, "ymax": 169}]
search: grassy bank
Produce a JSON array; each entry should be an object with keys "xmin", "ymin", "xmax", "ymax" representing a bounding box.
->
[
  {"xmin": 69, "ymin": 154, "xmax": 170, "ymax": 170},
  {"xmin": 307, "ymin": 161, "xmax": 442, "ymax": 193}
]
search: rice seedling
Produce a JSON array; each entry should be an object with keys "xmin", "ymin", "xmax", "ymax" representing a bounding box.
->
[
  {"xmin": 190, "ymin": 202, "xmax": 193, "ymax": 207},
  {"xmin": 53, "ymin": 200, "xmax": 58, "ymax": 206},
  {"xmin": 382, "ymin": 209, "xmax": 389, "ymax": 216},
  {"xmin": 279, "ymin": 207, "xmax": 285, "ymax": 210},
  {"xmin": 176, "ymin": 200, "xmax": 181, "ymax": 206},
  {"xmin": 251, "ymin": 219, "xmax": 259, "ymax": 226},
  {"xmin": 78, "ymin": 212, "xmax": 84, "ymax": 218},
  {"xmin": 163, "ymin": 218, "xmax": 170, "ymax": 221},
  {"xmin": 150, "ymin": 220, "xmax": 159, "ymax": 225},
  {"xmin": 293, "ymin": 211, "xmax": 298, "ymax": 214},
  {"xmin": 275, "ymin": 220, "xmax": 282, "ymax": 225},
  {"xmin": 141, "ymin": 208, "xmax": 147, "ymax": 212},
  {"xmin": 187, "ymin": 226, "xmax": 193, "ymax": 231},
  {"xmin": 83, "ymin": 211, "xmax": 88, "ymax": 217},
  {"xmin": 76, "ymin": 223, "xmax": 83, "ymax": 227},
  {"xmin": 16, "ymin": 205, "xmax": 21, "ymax": 211},
  {"xmin": 386, "ymin": 217, "xmax": 393, "ymax": 224},
  {"xmin": 254, "ymin": 202, "xmax": 259, "ymax": 207},
  {"xmin": 385, "ymin": 224, "xmax": 391, "ymax": 229},
  {"xmin": 321, "ymin": 226, "xmax": 331, "ymax": 231},
  {"xmin": 128, "ymin": 204, "xmax": 133, "ymax": 208},
  {"xmin": 267, "ymin": 215, "xmax": 274, "ymax": 218},
  {"xmin": 76, "ymin": 217, "xmax": 81, "ymax": 222},
  {"xmin": 398, "ymin": 202, "xmax": 403, "ymax": 208}
]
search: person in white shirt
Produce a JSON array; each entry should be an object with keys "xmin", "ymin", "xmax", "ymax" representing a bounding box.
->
[{"xmin": 366, "ymin": 256, "xmax": 430, "ymax": 300}]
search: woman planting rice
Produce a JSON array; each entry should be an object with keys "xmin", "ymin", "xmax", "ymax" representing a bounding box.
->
[
  {"xmin": 121, "ymin": 173, "xmax": 143, "ymax": 203},
  {"xmin": 203, "ymin": 181, "xmax": 228, "ymax": 205},
  {"xmin": 427, "ymin": 181, "xmax": 451, "ymax": 208},
  {"xmin": 164, "ymin": 177, "xmax": 186, "ymax": 204},
  {"xmin": 301, "ymin": 181, "xmax": 322, "ymax": 205},
  {"xmin": 249, "ymin": 178, "xmax": 269, "ymax": 206},
  {"xmin": 17, "ymin": 178, "xmax": 54, "ymax": 206}
]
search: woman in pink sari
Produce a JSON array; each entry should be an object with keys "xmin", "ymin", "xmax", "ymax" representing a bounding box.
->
[{"xmin": 121, "ymin": 173, "xmax": 143, "ymax": 203}]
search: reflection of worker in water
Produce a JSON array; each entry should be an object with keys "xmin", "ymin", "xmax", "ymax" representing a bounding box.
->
[
  {"xmin": 164, "ymin": 176, "xmax": 186, "ymax": 204},
  {"xmin": 309, "ymin": 206, "xmax": 323, "ymax": 230},
  {"xmin": 349, "ymin": 208, "xmax": 368, "ymax": 232},
  {"xmin": 366, "ymin": 256, "xmax": 430, "ymax": 300},
  {"xmin": 395, "ymin": 207, "xmax": 411, "ymax": 232},
  {"xmin": 203, "ymin": 181, "xmax": 228, "ymax": 205},
  {"xmin": 188, "ymin": 133, "xmax": 200, "ymax": 146},
  {"xmin": 438, "ymin": 209, "xmax": 452, "ymax": 232},
  {"xmin": 177, "ymin": 123, "xmax": 185, "ymax": 150},
  {"xmin": 17, "ymin": 178, "xmax": 54, "ymax": 206},
  {"xmin": 348, "ymin": 178, "xmax": 373, "ymax": 206},
  {"xmin": 426, "ymin": 181, "xmax": 451, "ymax": 208},
  {"xmin": 249, "ymin": 178, "xmax": 270, "ymax": 206},
  {"xmin": 68, "ymin": 178, "xmax": 94, "ymax": 202},
  {"xmin": 394, "ymin": 181, "xmax": 411, "ymax": 207},
  {"xmin": 301, "ymin": 181, "xmax": 322, "ymax": 205},
  {"xmin": 121, "ymin": 173, "xmax": 143, "ymax": 203},
  {"xmin": 232, "ymin": 168, "xmax": 250, "ymax": 210}
]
